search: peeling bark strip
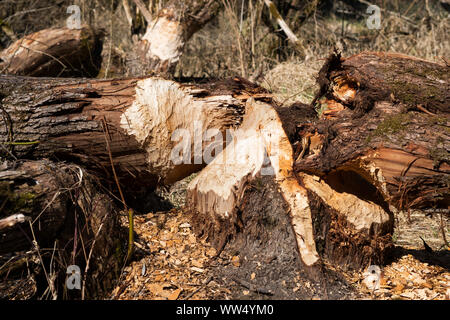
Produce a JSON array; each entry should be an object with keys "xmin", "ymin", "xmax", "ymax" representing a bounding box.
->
[
  {"xmin": 0, "ymin": 160, "xmax": 122, "ymax": 299},
  {"xmin": 296, "ymin": 52, "xmax": 449, "ymax": 212},
  {"xmin": 0, "ymin": 27, "xmax": 104, "ymax": 77},
  {"xmin": 0, "ymin": 75, "xmax": 268, "ymax": 185},
  {"xmin": 137, "ymin": 0, "xmax": 221, "ymax": 74}
]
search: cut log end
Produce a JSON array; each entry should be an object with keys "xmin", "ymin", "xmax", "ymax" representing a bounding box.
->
[{"xmin": 0, "ymin": 27, "xmax": 105, "ymax": 77}]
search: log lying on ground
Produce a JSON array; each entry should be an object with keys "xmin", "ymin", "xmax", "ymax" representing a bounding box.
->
[
  {"xmin": 292, "ymin": 52, "xmax": 449, "ymax": 266},
  {"xmin": 0, "ymin": 75, "xmax": 268, "ymax": 186},
  {"xmin": 135, "ymin": 0, "xmax": 221, "ymax": 75},
  {"xmin": 0, "ymin": 159, "xmax": 122, "ymax": 299},
  {"xmin": 296, "ymin": 52, "xmax": 449, "ymax": 212},
  {"xmin": 0, "ymin": 27, "xmax": 104, "ymax": 77}
]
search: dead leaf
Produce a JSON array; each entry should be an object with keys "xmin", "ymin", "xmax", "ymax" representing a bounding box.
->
[
  {"xmin": 168, "ymin": 288, "xmax": 182, "ymax": 300},
  {"xmin": 147, "ymin": 283, "xmax": 164, "ymax": 296}
]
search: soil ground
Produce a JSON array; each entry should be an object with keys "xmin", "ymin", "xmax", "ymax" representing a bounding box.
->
[{"xmin": 108, "ymin": 180, "xmax": 449, "ymax": 300}]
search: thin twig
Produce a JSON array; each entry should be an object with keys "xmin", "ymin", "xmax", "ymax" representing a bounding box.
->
[
  {"xmin": 28, "ymin": 220, "xmax": 57, "ymax": 299},
  {"xmin": 122, "ymin": 0, "xmax": 134, "ymax": 27},
  {"xmin": 262, "ymin": 0, "xmax": 299, "ymax": 44},
  {"xmin": 101, "ymin": 118, "xmax": 133, "ymax": 262},
  {"xmin": 104, "ymin": 1, "xmax": 114, "ymax": 79},
  {"xmin": 231, "ymin": 276, "xmax": 274, "ymax": 296},
  {"xmin": 440, "ymin": 213, "xmax": 449, "ymax": 248},
  {"xmin": 81, "ymin": 220, "xmax": 105, "ymax": 300},
  {"xmin": 19, "ymin": 45, "xmax": 68, "ymax": 70},
  {"xmin": 184, "ymin": 276, "xmax": 213, "ymax": 300},
  {"xmin": 131, "ymin": 0, "xmax": 153, "ymax": 24}
]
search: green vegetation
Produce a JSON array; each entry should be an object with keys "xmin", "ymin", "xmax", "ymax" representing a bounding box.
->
[{"xmin": 367, "ymin": 113, "xmax": 411, "ymax": 143}]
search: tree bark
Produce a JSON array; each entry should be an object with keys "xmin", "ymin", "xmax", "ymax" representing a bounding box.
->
[
  {"xmin": 297, "ymin": 52, "xmax": 449, "ymax": 212},
  {"xmin": 0, "ymin": 27, "xmax": 104, "ymax": 78},
  {"xmin": 0, "ymin": 159, "xmax": 122, "ymax": 299},
  {"xmin": 0, "ymin": 75, "xmax": 268, "ymax": 186},
  {"xmin": 134, "ymin": 0, "xmax": 221, "ymax": 75}
]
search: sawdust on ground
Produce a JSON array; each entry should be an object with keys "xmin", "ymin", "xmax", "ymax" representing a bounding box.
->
[{"xmin": 109, "ymin": 208, "xmax": 449, "ymax": 300}]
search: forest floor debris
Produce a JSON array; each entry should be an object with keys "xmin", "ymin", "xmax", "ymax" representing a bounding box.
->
[{"xmin": 109, "ymin": 208, "xmax": 449, "ymax": 300}]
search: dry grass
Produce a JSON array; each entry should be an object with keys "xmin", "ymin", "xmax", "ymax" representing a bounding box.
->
[
  {"xmin": 261, "ymin": 59, "xmax": 322, "ymax": 105},
  {"xmin": 178, "ymin": 0, "xmax": 449, "ymax": 104},
  {"xmin": 0, "ymin": 1, "xmax": 448, "ymax": 103}
]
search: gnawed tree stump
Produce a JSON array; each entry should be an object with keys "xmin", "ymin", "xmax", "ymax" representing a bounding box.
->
[
  {"xmin": 0, "ymin": 27, "xmax": 104, "ymax": 77},
  {"xmin": 135, "ymin": 0, "xmax": 221, "ymax": 75},
  {"xmin": 0, "ymin": 75, "xmax": 267, "ymax": 186},
  {"xmin": 287, "ymin": 52, "xmax": 449, "ymax": 267},
  {"xmin": 187, "ymin": 98, "xmax": 322, "ymax": 277},
  {"xmin": 187, "ymin": 98, "xmax": 393, "ymax": 277},
  {"xmin": 0, "ymin": 159, "xmax": 123, "ymax": 299},
  {"xmin": 187, "ymin": 52, "xmax": 448, "ymax": 277}
]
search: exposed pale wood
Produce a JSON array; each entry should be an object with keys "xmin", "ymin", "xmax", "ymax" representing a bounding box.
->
[
  {"xmin": 136, "ymin": 0, "xmax": 221, "ymax": 75},
  {"xmin": 187, "ymin": 98, "xmax": 320, "ymax": 275},
  {"xmin": 0, "ymin": 75, "xmax": 266, "ymax": 186}
]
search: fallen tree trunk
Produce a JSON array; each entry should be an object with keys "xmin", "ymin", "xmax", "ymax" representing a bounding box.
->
[
  {"xmin": 187, "ymin": 98, "xmax": 393, "ymax": 278},
  {"xmin": 0, "ymin": 27, "xmax": 104, "ymax": 78},
  {"xmin": 297, "ymin": 52, "xmax": 449, "ymax": 212},
  {"xmin": 0, "ymin": 159, "xmax": 123, "ymax": 299},
  {"xmin": 0, "ymin": 75, "xmax": 268, "ymax": 185},
  {"xmin": 135, "ymin": 0, "xmax": 221, "ymax": 75}
]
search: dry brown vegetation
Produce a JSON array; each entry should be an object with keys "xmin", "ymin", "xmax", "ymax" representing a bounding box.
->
[{"xmin": 1, "ymin": 1, "xmax": 448, "ymax": 102}]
